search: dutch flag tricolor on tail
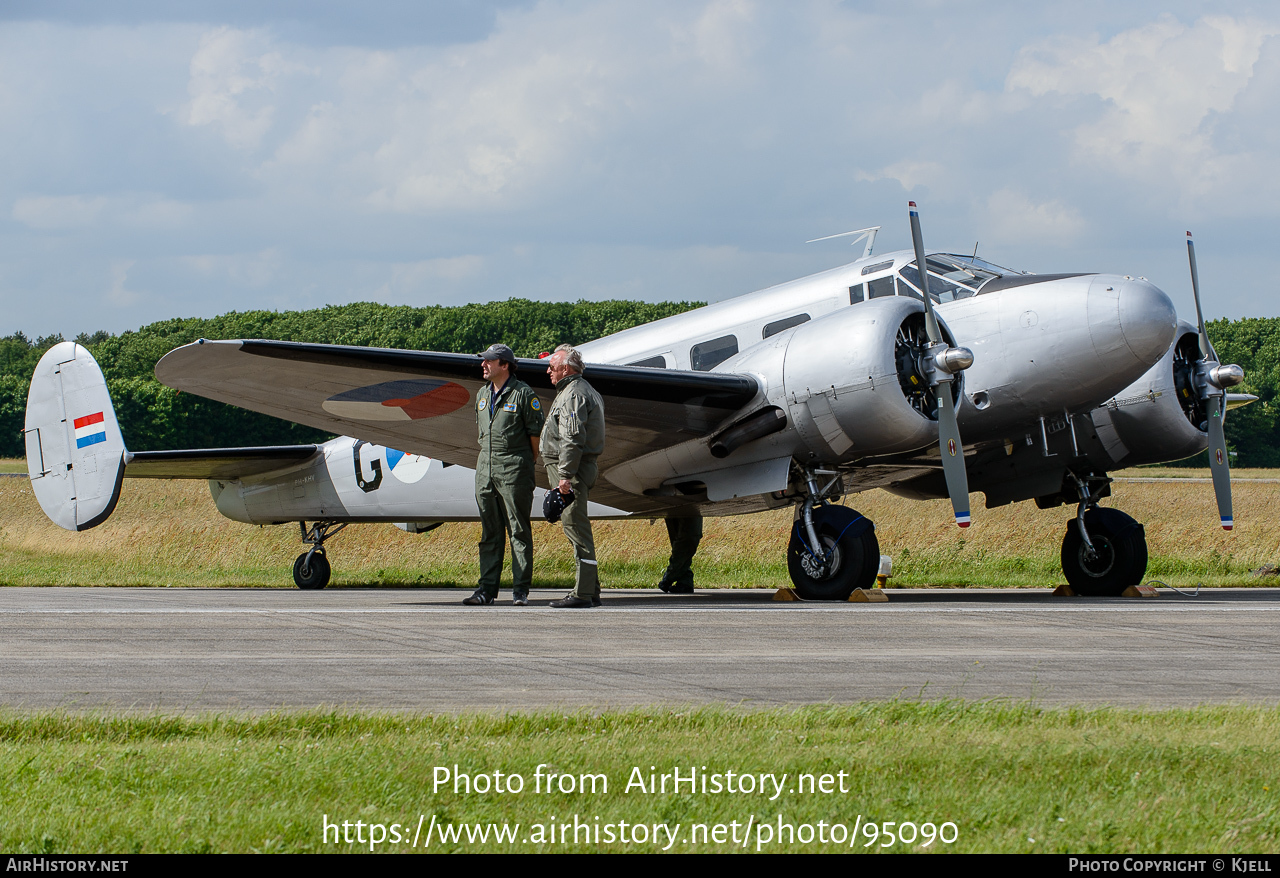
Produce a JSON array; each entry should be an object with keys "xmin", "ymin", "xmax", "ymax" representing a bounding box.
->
[{"xmin": 74, "ymin": 411, "xmax": 107, "ymax": 448}]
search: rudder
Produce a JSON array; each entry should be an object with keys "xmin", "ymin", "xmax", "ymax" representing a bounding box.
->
[{"xmin": 24, "ymin": 342, "xmax": 127, "ymax": 530}]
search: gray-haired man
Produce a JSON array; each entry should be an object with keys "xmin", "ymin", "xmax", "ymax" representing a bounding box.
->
[{"xmin": 540, "ymin": 344, "xmax": 606, "ymax": 608}]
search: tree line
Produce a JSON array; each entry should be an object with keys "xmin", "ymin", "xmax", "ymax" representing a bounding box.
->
[{"xmin": 1, "ymin": 304, "xmax": 1277, "ymax": 466}]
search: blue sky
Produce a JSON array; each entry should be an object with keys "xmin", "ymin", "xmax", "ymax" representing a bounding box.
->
[{"xmin": 2, "ymin": 0, "xmax": 1277, "ymax": 338}]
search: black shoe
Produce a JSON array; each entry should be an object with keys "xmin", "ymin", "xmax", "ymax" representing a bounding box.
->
[
  {"xmin": 550, "ymin": 594, "xmax": 597, "ymax": 609},
  {"xmin": 463, "ymin": 590, "xmax": 494, "ymax": 606},
  {"xmin": 658, "ymin": 580, "xmax": 694, "ymax": 594},
  {"xmin": 512, "ymin": 591, "xmax": 529, "ymax": 606}
]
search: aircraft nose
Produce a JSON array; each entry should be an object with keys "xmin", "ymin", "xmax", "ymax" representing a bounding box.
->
[{"xmin": 1115, "ymin": 278, "xmax": 1178, "ymax": 365}]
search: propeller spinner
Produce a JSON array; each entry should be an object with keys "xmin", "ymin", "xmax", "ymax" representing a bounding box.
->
[
  {"xmin": 1186, "ymin": 231, "xmax": 1245, "ymax": 530},
  {"xmin": 908, "ymin": 202, "xmax": 975, "ymax": 527}
]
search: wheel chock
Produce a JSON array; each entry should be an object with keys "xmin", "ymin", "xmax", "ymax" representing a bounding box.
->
[
  {"xmin": 773, "ymin": 587, "xmax": 799, "ymax": 601},
  {"xmin": 1052, "ymin": 584, "xmax": 1077, "ymax": 597},
  {"xmin": 849, "ymin": 588, "xmax": 888, "ymax": 603},
  {"xmin": 1122, "ymin": 585, "xmax": 1159, "ymax": 598}
]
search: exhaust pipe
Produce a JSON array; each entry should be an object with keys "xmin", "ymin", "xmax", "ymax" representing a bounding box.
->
[{"xmin": 710, "ymin": 406, "xmax": 787, "ymax": 459}]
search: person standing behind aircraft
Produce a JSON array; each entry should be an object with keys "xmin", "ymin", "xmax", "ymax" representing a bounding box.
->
[
  {"xmin": 541, "ymin": 344, "xmax": 606, "ymax": 609},
  {"xmin": 658, "ymin": 511, "xmax": 703, "ymax": 594},
  {"xmin": 465, "ymin": 343, "xmax": 544, "ymax": 606}
]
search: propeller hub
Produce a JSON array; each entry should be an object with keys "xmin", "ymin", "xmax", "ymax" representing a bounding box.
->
[
  {"xmin": 934, "ymin": 346, "xmax": 974, "ymax": 374},
  {"xmin": 1209, "ymin": 363, "xmax": 1244, "ymax": 389}
]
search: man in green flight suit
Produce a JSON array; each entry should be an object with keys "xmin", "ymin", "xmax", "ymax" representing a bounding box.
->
[
  {"xmin": 541, "ymin": 344, "xmax": 607, "ymax": 609},
  {"xmin": 464, "ymin": 343, "xmax": 545, "ymax": 606}
]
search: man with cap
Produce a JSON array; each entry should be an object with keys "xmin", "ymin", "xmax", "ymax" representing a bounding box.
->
[
  {"xmin": 540, "ymin": 344, "xmax": 606, "ymax": 608},
  {"xmin": 465, "ymin": 343, "xmax": 545, "ymax": 606}
]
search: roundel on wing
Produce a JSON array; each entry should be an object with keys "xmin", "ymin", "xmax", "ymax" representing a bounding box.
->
[
  {"xmin": 322, "ymin": 379, "xmax": 470, "ymax": 422},
  {"xmin": 385, "ymin": 448, "xmax": 432, "ymax": 483}
]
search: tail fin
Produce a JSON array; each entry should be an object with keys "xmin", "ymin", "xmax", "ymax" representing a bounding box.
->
[{"xmin": 24, "ymin": 342, "xmax": 126, "ymax": 530}]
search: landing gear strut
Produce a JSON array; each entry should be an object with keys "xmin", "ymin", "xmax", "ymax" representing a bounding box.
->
[
  {"xmin": 1059, "ymin": 473, "xmax": 1147, "ymax": 596},
  {"xmin": 785, "ymin": 468, "xmax": 879, "ymax": 600},
  {"xmin": 293, "ymin": 520, "xmax": 348, "ymax": 589}
]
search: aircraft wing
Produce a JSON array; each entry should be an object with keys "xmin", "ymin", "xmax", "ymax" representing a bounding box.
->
[
  {"xmin": 155, "ymin": 340, "xmax": 759, "ymax": 506},
  {"xmin": 124, "ymin": 445, "xmax": 320, "ymax": 479}
]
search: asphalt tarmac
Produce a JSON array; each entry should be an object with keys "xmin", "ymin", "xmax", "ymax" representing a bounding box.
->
[{"xmin": 2, "ymin": 586, "xmax": 1278, "ymax": 712}]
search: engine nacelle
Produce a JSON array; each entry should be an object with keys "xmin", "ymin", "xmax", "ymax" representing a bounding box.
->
[
  {"xmin": 1089, "ymin": 323, "xmax": 1208, "ymax": 467},
  {"xmin": 727, "ymin": 296, "xmax": 951, "ymax": 462}
]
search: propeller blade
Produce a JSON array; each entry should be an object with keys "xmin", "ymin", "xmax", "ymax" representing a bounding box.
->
[
  {"xmin": 1206, "ymin": 393, "xmax": 1233, "ymax": 530},
  {"xmin": 936, "ymin": 381, "xmax": 971, "ymax": 527},
  {"xmin": 908, "ymin": 201, "xmax": 971, "ymax": 527},
  {"xmin": 908, "ymin": 202, "xmax": 943, "ymax": 345},
  {"xmin": 1186, "ymin": 232, "xmax": 1217, "ymax": 361}
]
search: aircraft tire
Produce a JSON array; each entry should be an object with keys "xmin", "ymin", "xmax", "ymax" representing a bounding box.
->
[
  {"xmin": 293, "ymin": 551, "xmax": 331, "ymax": 590},
  {"xmin": 1060, "ymin": 508, "xmax": 1147, "ymax": 597},
  {"xmin": 787, "ymin": 507, "xmax": 879, "ymax": 600}
]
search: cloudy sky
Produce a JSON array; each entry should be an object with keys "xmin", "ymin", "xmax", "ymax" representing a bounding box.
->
[{"xmin": 2, "ymin": 0, "xmax": 1277, "ymax": 339}]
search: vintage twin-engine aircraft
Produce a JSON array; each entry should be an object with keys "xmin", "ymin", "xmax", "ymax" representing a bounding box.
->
[{"xmin": 25, "ymin": 207, "xmax": 1249, "ymax": 597}]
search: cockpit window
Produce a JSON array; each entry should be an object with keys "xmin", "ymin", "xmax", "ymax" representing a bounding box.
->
[
  {"xmin": 898, "ymin": 264, "xmax": 973, "ymax": 303},
  {"xmin": 898, "ymin": 253, "xmax": 1024, "ymax": 302}
]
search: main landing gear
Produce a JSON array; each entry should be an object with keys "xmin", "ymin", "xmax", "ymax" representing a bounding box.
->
[
  {"xmin": 1059, "ymin": 473, "xmax": 1148, "ymax": 596},
  {"xmin": 293, "ymin": 520, "xmax": 348, "ymax": 589},
  {"xmin": 786, "ymin": 468, "xmax": 880, "ymax": 600}
]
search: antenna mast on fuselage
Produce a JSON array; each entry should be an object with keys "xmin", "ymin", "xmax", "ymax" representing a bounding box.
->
[{"xmin": 805, "ymin": 226, "xmax": 881, "ymax": 259}]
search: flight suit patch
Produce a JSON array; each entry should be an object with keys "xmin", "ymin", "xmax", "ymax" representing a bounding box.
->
[{"xmin": 503, "ymin": 402, "xmax": 518, "ymax": 412}]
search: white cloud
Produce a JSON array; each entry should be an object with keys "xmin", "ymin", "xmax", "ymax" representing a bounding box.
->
[
  {"xmin": 184, "ymin": 26, "xmax": 315, "ymax": 150},
  {"xmin": 12, "ymin": 195, "xmax": 107, "ymax": 229},
  {"xmin": 1007, "ymin": 16, "xmax": 1280, "ymax": 203},
  {"xmin": 12, "ymin": 194, "xmax": 193, "ymax": 231},
  {"xmin": 856, "ymin": 160, "xmax": 946, "ymax": 193},
  {"xmin": 106, "ymin": 260, "xmax": 143, "ymax": 307},
  {"xmin": 982, "ymin": 189, "xmax": 1085, "ymax": 245}
]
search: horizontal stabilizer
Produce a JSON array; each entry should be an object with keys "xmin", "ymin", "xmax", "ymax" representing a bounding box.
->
[{"xmin": 125, "ymin": 446, "xmax": 321, "ymax": 480}]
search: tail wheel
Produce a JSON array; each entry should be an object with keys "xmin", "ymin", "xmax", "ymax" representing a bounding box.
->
[
  {"xmin": 1060, "ymin": 508, "xmax": 1147, "ymax": 596},
  {"xmin": 293, "ymin": 551, "xmax": 331, "ymax": 590},
  {"xmin": 786, "ymin": 506, "xmax": 879, "ymax": 600}
]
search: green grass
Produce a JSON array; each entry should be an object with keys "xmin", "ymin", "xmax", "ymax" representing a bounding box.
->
[
  {"xmin": 1, "ymin": 704, "xmax": 1277, "ymax": 853},
  {"xmin": 3, "ymin": 462, "xmax": 1280, "ymax": 589}
]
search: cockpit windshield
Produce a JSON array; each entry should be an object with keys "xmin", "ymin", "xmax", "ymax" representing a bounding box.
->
[{"xmin": 898, "ymin": 253, "xmax": 1027, "ymax": 303}]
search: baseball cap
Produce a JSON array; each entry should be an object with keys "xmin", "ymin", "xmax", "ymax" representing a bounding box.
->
[{"xmin": 478, "ymin": 343, "xmax": 517, "ymax": 367}]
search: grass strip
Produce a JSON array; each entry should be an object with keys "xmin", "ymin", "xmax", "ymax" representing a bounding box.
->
[
  {"xmin": 3, "ymin": 467, "xmax": 1279, "ymax": 589},
  {"xmin": 1, "ymin": 703, "xmax": 1277, "ymax": 853}
]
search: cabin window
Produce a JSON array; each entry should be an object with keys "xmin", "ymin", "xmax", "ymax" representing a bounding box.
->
[
  {"xmin": 690, "ymin": 335, "xmax": 739, "ymax": 371},
  {"xmin": 867, "ymin": 276, "xmax": 895, "ymax": 299},
  {"xmin": 849, "ymin": 285, "xmax": 865, "ymax": 304},
  {"xmin": 762, "ymin": 314, "xmax": 810, "ymax": 339},
  {"xmin": 628, "ymin": 355, "xmax": 667, "ymax": 369}
]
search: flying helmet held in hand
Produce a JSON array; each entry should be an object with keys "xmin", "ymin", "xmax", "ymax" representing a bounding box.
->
[{"xmin": 542, "ymin": 487, "xmax": 575, "ymax": 524}]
